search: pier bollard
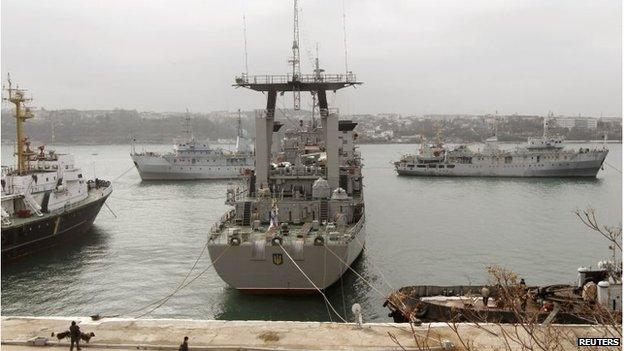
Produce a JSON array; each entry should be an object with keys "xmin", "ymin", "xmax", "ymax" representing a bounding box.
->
[{"xmin": 351, "ymin": 303, "xmax": 363, "ymax": 328}]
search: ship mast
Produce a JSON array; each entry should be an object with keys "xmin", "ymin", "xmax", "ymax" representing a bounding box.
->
[
  {"xmin": 237, "ymin": 109, "xmax": 243, "ymax": 139},
  {"xmin": 3, "ymin": 74, "xmax": 35, "ymax": 174},
  {"xmin": 544, "ymin": 111, "xmax": 554, "ymax": 138},
  {"xmin": 289, "ymin": 0, "xmax": 302, "ymax": 110},
  {"xmin": 183, "ymin": 109, "xmax": 193, "ymax": 141},
  {"xmin": 233, "ymin": 0, "xmax": 362, "ymax": 193},
  {"xmin": 311, "ymin": 43, "xmax": 324, "ymax": 130}
]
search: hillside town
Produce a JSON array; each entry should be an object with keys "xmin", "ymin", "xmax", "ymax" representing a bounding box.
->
[{"xmin": 1, "ymin": 108, "xmax": 621, "ymax": 145}]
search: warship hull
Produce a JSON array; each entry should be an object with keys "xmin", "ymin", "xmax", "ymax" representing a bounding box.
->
[
  {"xmin": 132, "ymin": 154, "xmax": 250, "ymax": 180},
  {"xmin": 208, "ymin": 225, "xmax": 366, "ymax": 294},
  {"xmin": 1, "ymin": 189, "xmax": 111, "ymax": 263},
  {"xmin": 396, "ymin": 151, "xmax": 608, "ymax": 178}
]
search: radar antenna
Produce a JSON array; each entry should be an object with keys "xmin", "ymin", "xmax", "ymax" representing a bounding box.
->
[{"xmin": 289, "ymin": 0, "xmax": 302, "ymax": 110}]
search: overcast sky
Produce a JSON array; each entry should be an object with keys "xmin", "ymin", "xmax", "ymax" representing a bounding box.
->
[{"xmin": 1, "ymin": 0, "xmax": 621, "ymax": 116}]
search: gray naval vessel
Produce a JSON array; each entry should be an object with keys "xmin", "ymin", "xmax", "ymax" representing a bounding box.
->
[
  {"xmin": 395, "ymin": 120, "xmax": 608, "ymax": 178},
  {"xmin": 207, "ymin": 2, "xmax": 364, "ymax": 293},
  {"xmin": 131, "ymin": 111, "xmax": 253, "ymax": 180},
  {"xmin": 1, "ymin": 77, "xmax": 112, "ymax": 262}
]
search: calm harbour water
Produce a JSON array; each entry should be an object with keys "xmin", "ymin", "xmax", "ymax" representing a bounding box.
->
[{"xmin": 1, "ymin": 142, "xmax": 622, "ymax": 322}]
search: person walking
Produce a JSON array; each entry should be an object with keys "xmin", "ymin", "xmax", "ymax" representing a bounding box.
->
[
  {"xmin": 179, "ymin": 336, "xmax": 189, "ymax": 351},
  {"xmin": 69, "ymin": 321, "xmax": 81, "ymax": 351},
  {"xmin": 481, "ymin": 286, "xmax": 491, "ymax": 308}
]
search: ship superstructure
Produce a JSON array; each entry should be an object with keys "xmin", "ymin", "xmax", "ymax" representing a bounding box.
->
[
  {"xmin": 131, "ymin": 111, "xmax": 253, "ymax": 180},
  {"xmin": 395, "ymin": 119, "xmax": 608, "ymax": 178},
  {"xmin": 1, "ymin": 76, "xmax": 112, "ymax": 262},
  {"xmin": 207, "ymin": 1, "xmax": 365, "ymax": 293}
]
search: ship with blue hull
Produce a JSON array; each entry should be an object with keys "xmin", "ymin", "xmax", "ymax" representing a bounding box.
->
[{"xmin": 1, "ymin": 77, "xmax": 112, "ymax": 263}]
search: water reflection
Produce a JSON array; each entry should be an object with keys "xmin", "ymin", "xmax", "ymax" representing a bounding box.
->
[
  {"xmin": 2, "ymin": 226, "xmax": 110, "ymax": 274},
  {"xmin": 214, "ymin": 253, "xmax": 377, "ymax": 322}
]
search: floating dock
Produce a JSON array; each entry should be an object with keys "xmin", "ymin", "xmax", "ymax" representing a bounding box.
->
[{"xmin": 1, "ymin": 316, "xmax": 618, "ymax": 350}]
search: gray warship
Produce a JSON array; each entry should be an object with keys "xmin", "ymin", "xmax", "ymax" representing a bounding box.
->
[
  {"xmin": 207, "ymin": 2, "xmax": 365, "ymax": 293},
  {"xmin": 1, "ymin": 76, "xmax": 112, "ymax": 262},
  {"xmin": 395, "ymin": 119, "xmax": 608, "ymax": 178}
]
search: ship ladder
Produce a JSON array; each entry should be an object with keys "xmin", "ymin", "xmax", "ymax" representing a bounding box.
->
[
  {"xmin": 23, "ymin": 192, "xmax": 43, "ymax": 217},
  {"xmin": 320, "ymin": 200, "xmax": 328, "ymax": 222},
  {"xmin": 242, "ymin": 201, "xmax": 251, "ymax": 226}
]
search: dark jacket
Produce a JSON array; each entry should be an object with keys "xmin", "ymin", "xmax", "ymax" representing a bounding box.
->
[
  {"xmin": 69, "ymin": 324, "xmax": 81, "ymax": 339},
  {"xmin": 179, "ymin": 341, "xmax": 189, "ymax": 351}
]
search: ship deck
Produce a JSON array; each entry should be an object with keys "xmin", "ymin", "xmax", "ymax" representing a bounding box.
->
[
  {"xmin": 2, "ymin": 186, "xmax": 112, "ymax": 229},
  {"xmin": 209, "ymin": 215, "xmax": 365, "ymax": 246}
]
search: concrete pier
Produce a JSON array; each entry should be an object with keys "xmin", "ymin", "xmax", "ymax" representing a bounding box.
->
[{"xmin": 1, "ymin": 316, "xmax": 618, "ymax": 350}]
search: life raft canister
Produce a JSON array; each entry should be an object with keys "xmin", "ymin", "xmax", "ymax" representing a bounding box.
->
[
  {"xmin": 314, "ymin": 236, "xmax": 325, "ymax": 246},
  {"xmin": 230, "ymin": 237, "xmax": 241, "ymax": 246}
]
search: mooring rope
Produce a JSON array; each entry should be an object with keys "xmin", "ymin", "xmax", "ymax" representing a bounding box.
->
[
  {"xmin": 134, "ymin": 244, "xmax": 229, "ymax": 318},
  {"xmin": 322, "ymin": 242, "xmax": 415, "ymax": 322},
  {"xmin": 99, "ymin": 243, "xmax": 226, "ymax": 319},
  {"xmin": 604, "ymin": 161, "xmax": 622, "ymax": 174},
  {"xmin": 112, "ymin": 165, "xmax": 136, "ymax": 182},
  {"xmin": 278, "ymin": 243, "xmax": 347, "ymax": 323},
  {"xmin": 324, "ymin": 245, "xmax": 388, "ymax": 300},
  {"xmin": 352, "ymin": 234, "xmax": 396, "ymax": 292}
]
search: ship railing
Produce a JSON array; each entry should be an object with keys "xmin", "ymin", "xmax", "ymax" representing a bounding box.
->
[
  {"xmin": 210, "ymin": 209, "xmax": 236, "ymax": 234},
  {"xmin": 235, "ymin": 73, "xmax": 358, "ymax": 85}
]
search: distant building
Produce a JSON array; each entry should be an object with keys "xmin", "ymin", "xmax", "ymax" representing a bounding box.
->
[{"xmin": 554, "ymin": 117, "xmax": 598, "ymax": 130}]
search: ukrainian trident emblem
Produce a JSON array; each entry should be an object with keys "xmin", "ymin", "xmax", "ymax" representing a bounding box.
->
[{"xmin": 272, "ymin": 253, "xmax": 283, "ymax": 265}]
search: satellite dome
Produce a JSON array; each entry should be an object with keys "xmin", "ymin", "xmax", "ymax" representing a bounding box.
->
[
  {"xmin": 331, "ymin": 187, "xmax": 348, "ymax": 200},
  {"xmin": 312, "ymin": 178, "xmax": 331, "ymax": 199}
]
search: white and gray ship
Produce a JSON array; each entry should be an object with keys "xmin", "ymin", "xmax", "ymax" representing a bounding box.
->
[
  {"xmin": 207, "ymin": 3, "xmax": 365, "ymax": 293},
  {"xmin": 131, "ymin": 112, "xmax": 253, "ymax": 180},
  {"xmin": 395, "ymin": 122, "xmax": 608, "ymax": 178}
]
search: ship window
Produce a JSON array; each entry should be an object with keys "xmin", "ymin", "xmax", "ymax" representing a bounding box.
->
[
  {"xmin": 447, "ymin": 164, "xmax": 455, "ymax": 168},
  {"xmin": 417, "ymin": 165, "xmax": 425, "ymax": 168}
]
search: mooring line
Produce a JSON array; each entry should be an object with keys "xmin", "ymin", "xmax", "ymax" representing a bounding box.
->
[
  {"xmin": 604, "ymin": 161, "xmax": 622, "ymax": 174},
  {"xmin": 104, "ymin": 202, "xmax": 117, "ymax": 218},
  {"xmin": 278, "ymin": 243, "xmax": 347, "ymax": 323},
  {"xmin": 99, "ymin": 243, "xmax": 225, "ymax": 319},
  {"xmin": 134, "ymin": 244, "xmax": 228, "ymax": 318},
  {"xmin": 324, "ymin": 245, "xmax": 388, "ymax": 299},
  {"xmin": 112, "ymin": 165, "xmax": 136, "ymax": 182}
]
